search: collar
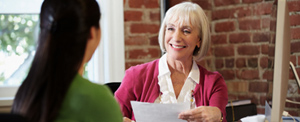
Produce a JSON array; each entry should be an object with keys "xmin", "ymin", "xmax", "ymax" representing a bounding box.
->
[{"xmin": 158, "ymin": 53, "xmax": 200, "ymax": 84}]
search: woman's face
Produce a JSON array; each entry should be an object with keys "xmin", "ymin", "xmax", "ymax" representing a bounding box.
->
[{"xmin": 164, "ymin": 21, "xmax": 200, "ymax": 61}]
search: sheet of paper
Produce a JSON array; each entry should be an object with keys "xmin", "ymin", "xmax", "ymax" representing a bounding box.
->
[{"xmin": 131, "ymin": 101, "xmax": 190, "ymax": 122}]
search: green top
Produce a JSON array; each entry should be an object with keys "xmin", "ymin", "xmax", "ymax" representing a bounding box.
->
[{"xmin": 55, "ymin": 74, "xmax": 123, "ymax": 122}]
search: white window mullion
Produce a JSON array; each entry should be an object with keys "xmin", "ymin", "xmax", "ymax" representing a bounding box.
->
[{"xmin": 96, "ymin": 0, "xmax": 125, "ymax": 84}]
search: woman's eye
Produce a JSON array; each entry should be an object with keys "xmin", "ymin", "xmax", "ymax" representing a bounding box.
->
[
  {"xmin": 167, "ymin": 28, "xmax": 174, "ymax": 31},
  {"xmin": 183, "ymin": 30, "xmax": 191, "ymax": 34}
]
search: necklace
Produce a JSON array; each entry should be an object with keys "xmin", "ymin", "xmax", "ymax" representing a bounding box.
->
[{"xmin": 158, "ymin": 89, "xmax": 195, "ymax": 109}]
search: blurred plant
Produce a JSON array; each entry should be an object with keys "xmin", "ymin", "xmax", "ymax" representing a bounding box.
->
[
  {"xmin": 0, "ymin": 14, "xmax": 39, "ymax": 85},
  {"xmin": 0, "ymin": 14, "xmax": 39, "ymax": 55}
]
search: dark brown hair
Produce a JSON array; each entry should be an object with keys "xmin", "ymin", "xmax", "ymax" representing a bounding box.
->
[{"xmin": 11, "ymin": 0, "xmax": 101, "ymax": 121}]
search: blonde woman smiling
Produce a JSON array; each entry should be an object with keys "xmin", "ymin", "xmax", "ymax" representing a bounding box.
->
[{"xmin": 116, "ymin": 2, "xmax": 228, "ymax": 122}]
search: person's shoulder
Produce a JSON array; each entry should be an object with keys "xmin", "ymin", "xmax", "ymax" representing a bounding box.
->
[
  {"xmin": 126, "ymin": 59, "xmax": 159, "ymax": 73},
  {"xmin": 71, "ymin": 78, "xmax": 118, "ymax": 109},
  {"xmin": 197, "ymin": 65, "xmax": 224, "ymax": 80},
  {"xmin": 59, "ymin": 76, "xmax": 123, "ymax": 122},
  {"xmin": 71, "ymin": 75, "xmax": 113, "ymax": 97}
]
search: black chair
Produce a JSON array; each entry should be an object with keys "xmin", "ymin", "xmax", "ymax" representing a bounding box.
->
[
  {"xmin": 105, "ymin": 82, "xmax": 121, "ymax": 94},
  {"xmin": 226, "ymin": 103, "xmax": 257, "ymax": 122},
  {"xmin": 0, "ymin": 113, "xmax": 27, "ymax": 122}
]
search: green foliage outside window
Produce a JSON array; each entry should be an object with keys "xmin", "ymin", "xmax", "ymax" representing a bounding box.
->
[{"xmin": 0, "ymin": 14, "xmax": 39, "ymax": 85}]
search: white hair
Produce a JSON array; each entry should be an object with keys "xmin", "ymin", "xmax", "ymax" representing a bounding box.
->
[{"xmin": 158, "ymin": 2, "xmax": 211, "ymax": 62}]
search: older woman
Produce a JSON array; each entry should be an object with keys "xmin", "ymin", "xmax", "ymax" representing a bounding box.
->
[{"xmin": 115, "ymin": 2, "xmax": 228, "ymax": 122}]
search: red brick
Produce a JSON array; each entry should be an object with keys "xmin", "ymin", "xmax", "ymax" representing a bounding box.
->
[
  {"xmin": 219, "ymin": 70, "xmax": 235, "ymax": 80},
  {"xmin": 236, "ymin": 58, "xmax": 246, "ymax": 68},
  {"xmin": 289, "ymin": 68, "xmax": 294, "ymax": 80},
  {"xmin": 229, "ymin": 33, "xmax": 251, "ymax": 43},
  {"xmin": 192, "ymin": 0, "xmax": 212, "ymax": 10},
  {"xmin": 242, "ymin": 0, "xmax": 262, "ymax": 3},
  {"xmin": 270, "ymin": 19, "xmax": 277, "ymax": 32},
  {"xmin": 150, "ymin": 12, "xmax": 160, "ymax": 21},
  {"xmin": 239, "ymin": 19, "xmax": 261, "ymax": 30},
  {"xmin": 130, "ymin": 23, "xmax": 160, "ymax": 34},
  {"xmin": 254, "ymin": 2, "xmax": 273, "ymax": 15},
  {"xmin": 290, "ymin": 14, "xmax": 300, "ymax": 26},
  {"xmin": 291, "ymin": 28, "xmax": 300, "ymax": 39},
  {"xmin": 260, "ymin": 57, "xmax": 269, "ymax": 68},
  {"xmin": 298, "ymin": 56, "xmax": 300, "ymax": 66},
  {"xmin": 212, "ymin": 9, "xmax": 233, "ymax": 20},
  {"xmin": 149, "ymin": 35, "xmax": 159, "ymax": 46},
  {"xmin": 262, "ymin": 17, "xmax": 270, "ymax": 29},
  {"xmin": 144, "ymin": 0, "xmax": 159, "ymax": 8},
  {"xmin": 261, "ymin": 44, "xmax": 269, "ymax": 55},
  {"xmin": 215, "ymin": 21, "xmax": 235, "ymax": 32},
  {"xmin": 248, "ymin": 58, "xmax": 258, "ymax": 68},
  {"xmin": 237, "ymin": 45, "xmax": 260, "ymax": 55},
  {"xmin": 128, "ymin": 0, "xmax": 143, "ymax": 8},
  {"xmin": 125, "ymin": 36, "xmax": 148, "ymax": 45},
  {"xmin": 291, "ymin": 55, "xmax": 296, "ymax": 66},
  {"xmin": 214, "ymin": 46, "xmax": 235, "ymax": 57},
  {"xmin": 211, "ymin": 34, "xmax": 227, "ymax": 45},
  {"xmin": 215, "ymin": 59, "xmax": 224, "ymax": 69},
  {"xmin": 125, "ymin": 61, "xmax": 144, "ymax": 70},
  {"xmin": 168, "ymin": 0, "xmax": 183, "ymax": 7},
  {"xmin": 288, "ymin": 0, "xmax": 300, "ymax": 12},
  {"xmin": 226, "ymin": 81, "xmax": 248, "ymax": 92},
  {"xmin": 235, "ymin": 6, "xmax": 252, "ymax": 18},
  {"xmin": 214, "ymin": 0, "xmax": 240, "ymax": 7},
  {"xmin": 237, "ymin": 94, "xmax": 259, "ymax": 104},
  {"xmin": 124, "ymin": 11, "xmax": 143, "ymax": 21},
  {"xmin": 270, "ymin": 33, "xmax": 276, "ymax": 44},
  {"xmin": 239, "ymin": 70, "xmax": 259, "ymax": 80},
  {"xmin": 268, "ymin": 44, "xmax": 275, "ymax": 57},
  {"xmin": 263, "ymin": 70, "xmax": 273, "ymax": 81},
  {"xmin": 127, "ymin": 48, "xmax": 161, "ymax": 59},
  {"xmin": 226, "ymin": 58, "xmax": 234, "ymax": 68},
  {"xmin": 249, "ymin": 82, "xmax": 268, "ymax": 93},
  {"xmin": 289, "ymin": 65, "xmax": 300, "ymax": 80},
  {"xmin": 128, "ymin": 0, "xmax": 159, "ymax": 8},
  {"xmin": 291, "ymin": 41, "xmax": 300, "ymax": 53},
  {"xmin": 253, "ymin": 33, "xmax": 270, "ymax": 42}
]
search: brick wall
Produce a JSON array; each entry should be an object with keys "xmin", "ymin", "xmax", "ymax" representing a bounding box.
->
[{"xmin": 124, "ymin": 0, "xmax": 300, "ymax": 116}]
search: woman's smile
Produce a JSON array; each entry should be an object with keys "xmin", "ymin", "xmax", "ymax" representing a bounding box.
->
[{"xmin": 170, "ymin": 44, "xmax": 186, "ymax": 49}]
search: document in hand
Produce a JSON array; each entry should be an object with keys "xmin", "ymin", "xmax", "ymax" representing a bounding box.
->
[{"xmin": 131, "ymin": 101, "xmax": 189, "ymax": 122}]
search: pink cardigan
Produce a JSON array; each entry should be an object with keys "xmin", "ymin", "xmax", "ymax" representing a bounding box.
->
[{"xmin": 115, "ymin": 59, "xmax": 228, "ymax": 122}]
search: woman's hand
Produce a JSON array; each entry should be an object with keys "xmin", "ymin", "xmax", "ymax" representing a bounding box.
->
[
  {"xmin": 123, "ymin": 117, "xmax": 135, "ymax": 122},
  {"xmin": 178, "ymin": 106, "xmax": 222, "ymax": 122}
]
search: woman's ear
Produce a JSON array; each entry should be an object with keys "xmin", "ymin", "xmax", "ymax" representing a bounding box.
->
[
  {"xmin": 89, "ymin": 26, "xmax": 101, "ymax": 44},
  {"xmin": 197, "ymin": 39, "xmax": 201, "ymax": 48},
  {"xmin": 84, "ymin": 26, "xmax": 101, "ymax": 62}
]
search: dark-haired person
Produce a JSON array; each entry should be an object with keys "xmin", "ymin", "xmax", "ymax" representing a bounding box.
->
[
  {"xmin": 11, "ymin": 0, "xmax": 122, "ymax": 122},
  {"xmin": 116, "ymin": 2, "xmax": 228, "ymax": 122}
]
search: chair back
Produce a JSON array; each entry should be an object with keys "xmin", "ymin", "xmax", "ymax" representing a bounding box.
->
[
  {"xmin": 0, "ymin": 113, "xmax": 28, "ymax": 122},
  {"xmin": 105, "ymin": 82, "xmax": 121, "ymax": 94}
]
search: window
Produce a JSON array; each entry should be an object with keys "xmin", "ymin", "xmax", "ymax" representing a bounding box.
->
[
  {"xmin": 0, "ymin": 0, "xmax": 124, "ymax": 104},
  {"xmin": 0, "ymin": 14, "xmax": 39, "ymax": 86}
]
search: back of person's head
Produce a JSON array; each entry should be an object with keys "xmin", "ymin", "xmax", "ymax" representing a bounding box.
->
[
  {"xmin": 11, "ymin": 0, "xmax": 101, "ymax": 121},
  {"xmin": 158, "ymin": 2, "xmax": 210, "ymax": 62}
]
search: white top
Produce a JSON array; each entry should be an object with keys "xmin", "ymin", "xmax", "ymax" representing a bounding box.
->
[{"xmin": 154, "ymin": 54, "xmax": 200, "ymax": 109}]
